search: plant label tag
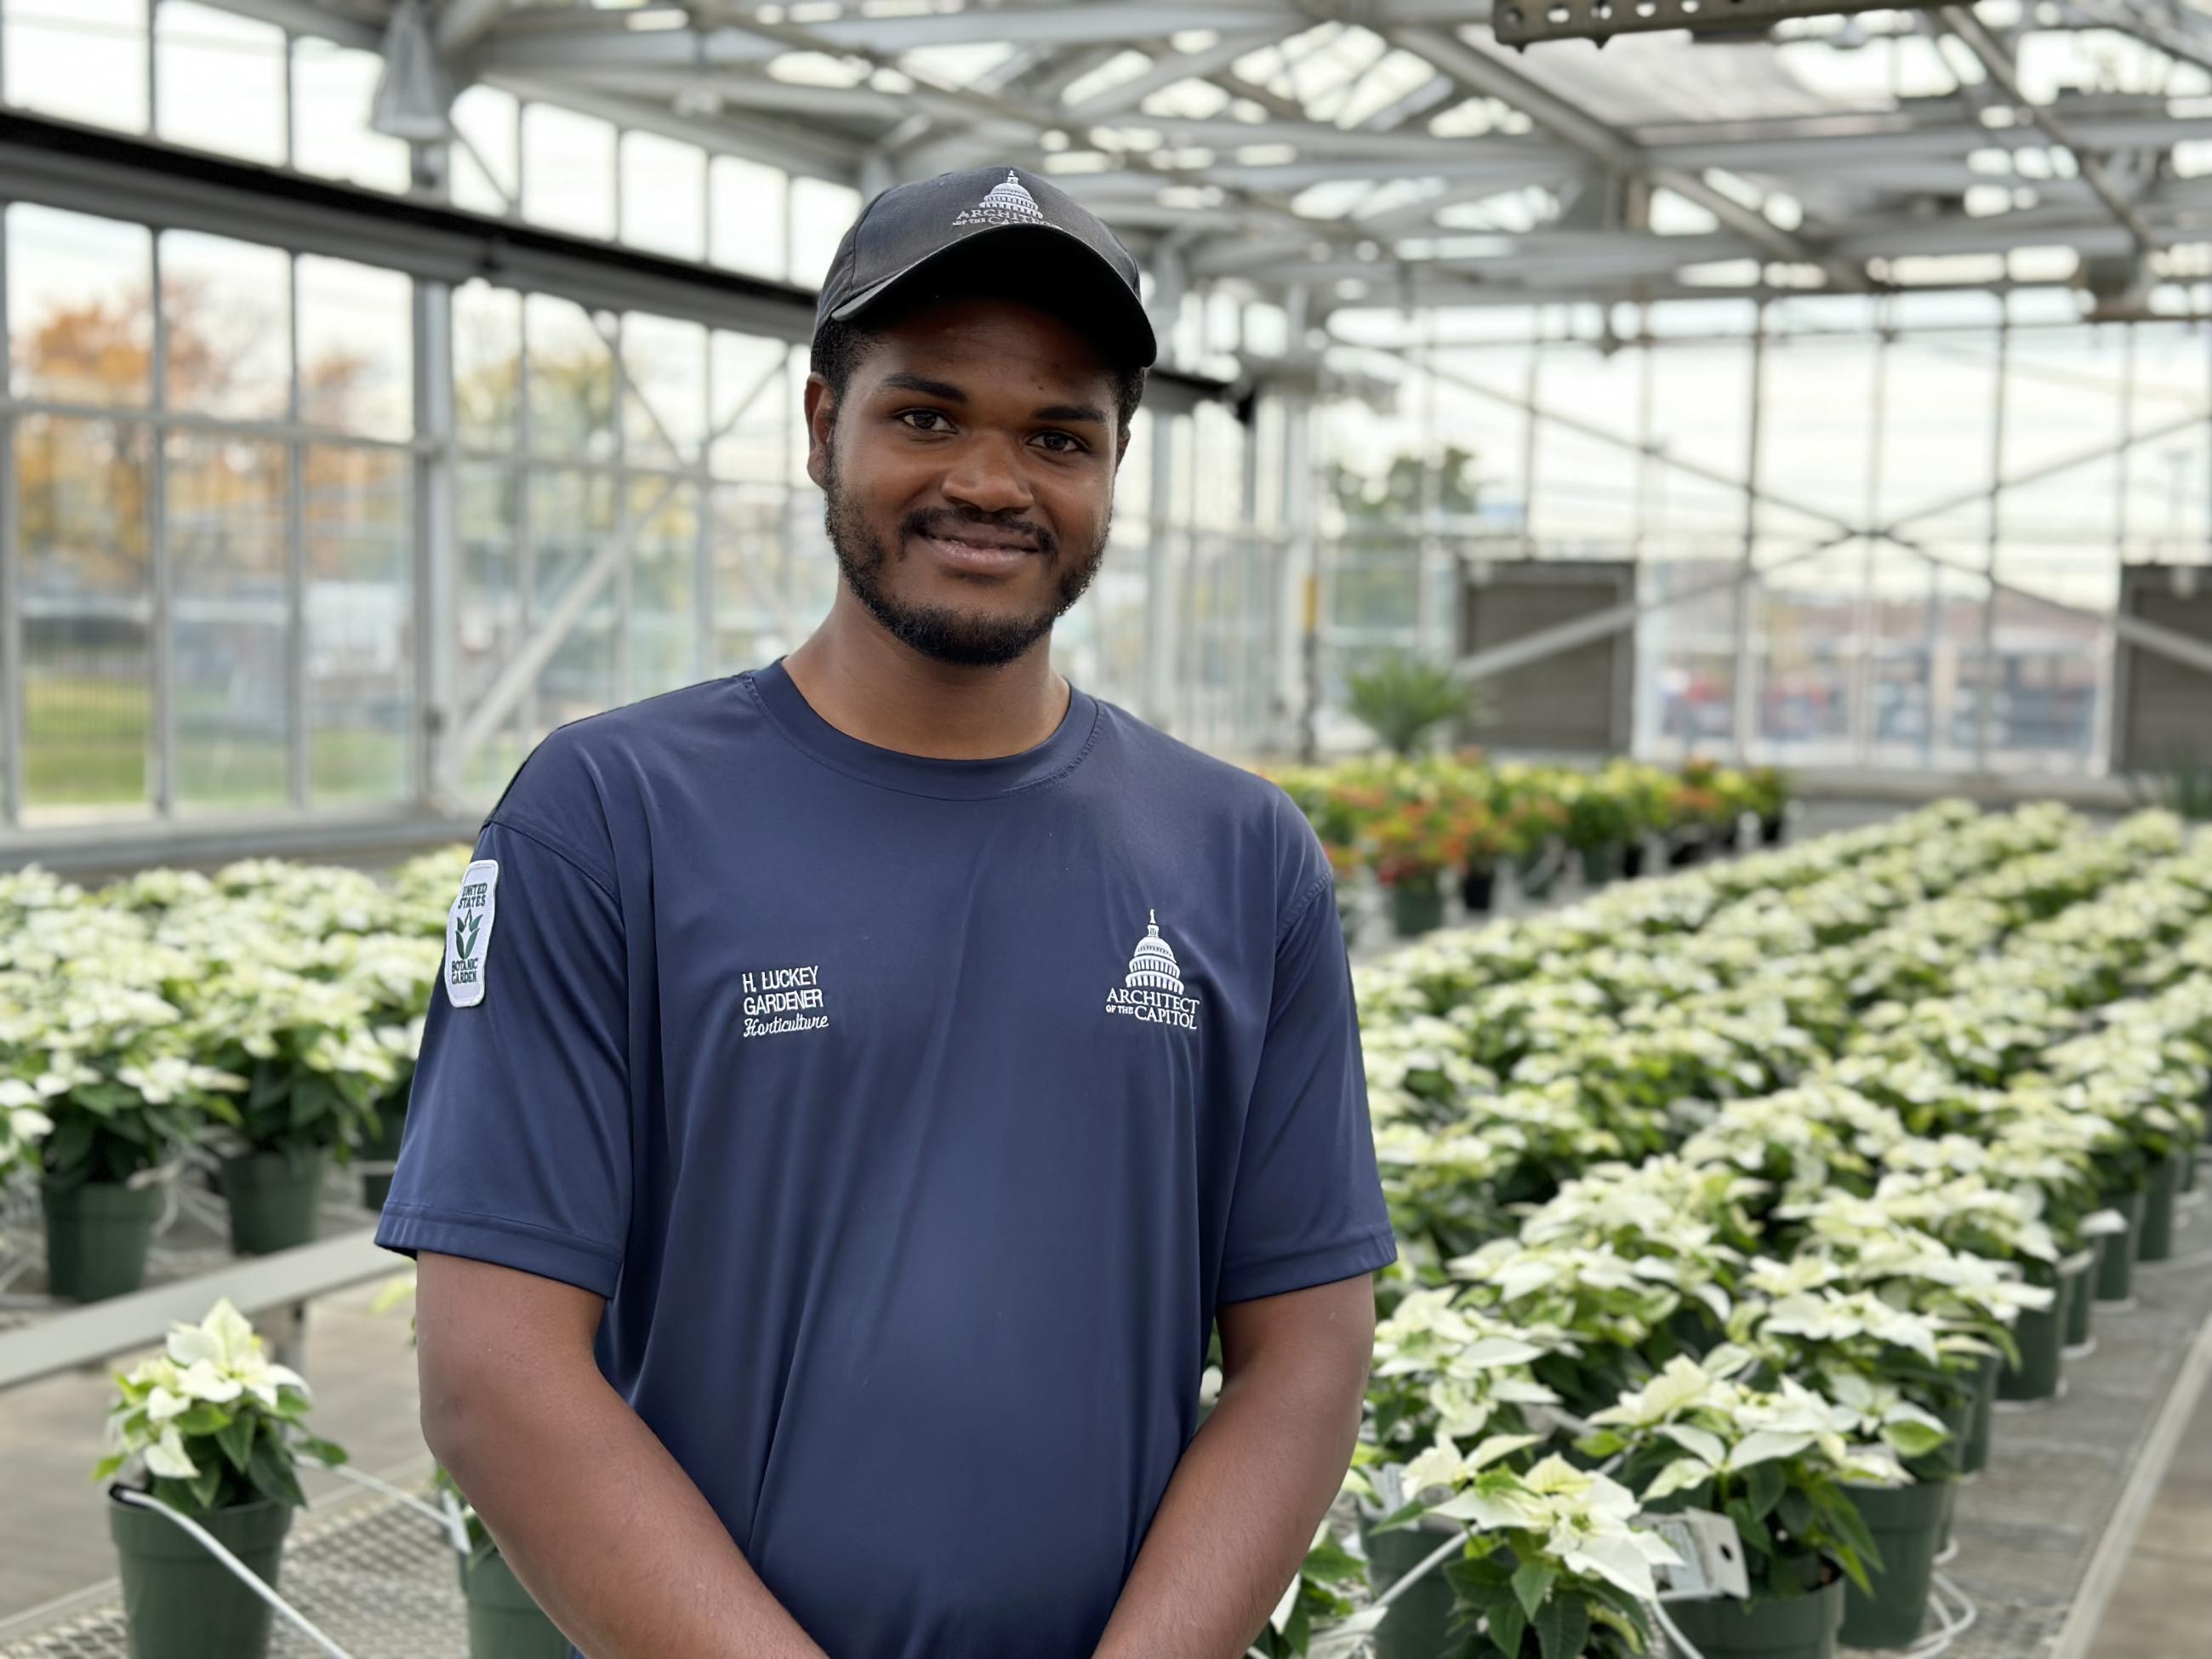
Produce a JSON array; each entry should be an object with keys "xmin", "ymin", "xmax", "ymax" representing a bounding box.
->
[
  {"xmin": 1644, "ymin": 1508, "xmax": 1749, "ymax": 1601},
  {"xmin": 444, "ymin": 859, "xmax": 499, "ymax": 1009}
]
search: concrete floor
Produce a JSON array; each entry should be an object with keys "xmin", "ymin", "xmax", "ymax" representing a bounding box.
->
[
  {"xmin": 0, "ymin": 1276, "xmax": 428, "ymax": 1626},
  {"xmin": 2093, "ymin": 1353, "xmax": 2212, "ymax": 1656}
]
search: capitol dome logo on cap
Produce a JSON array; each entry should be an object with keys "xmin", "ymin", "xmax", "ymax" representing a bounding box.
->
[{"xmin": 814, "ymin": 164, "xmax": 1158, "ymax": 368}]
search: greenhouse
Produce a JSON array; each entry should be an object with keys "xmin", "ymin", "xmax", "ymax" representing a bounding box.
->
[{"xmin": 1, "ymin": 3, "xmax": 2210, "ymax": 1658}]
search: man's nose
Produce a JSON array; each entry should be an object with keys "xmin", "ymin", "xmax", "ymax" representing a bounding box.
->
[{"xmin": 941, "ymin": 433, "xmax": 1035, "ymax": 516}]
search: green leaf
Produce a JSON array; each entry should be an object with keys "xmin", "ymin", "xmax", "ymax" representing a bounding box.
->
[
  {"xmin": 1887, "ymin": 1419, "xmax": 1949, "ymax": 1459},
  {"xmin": 169, "ymin": 1404, "xmax": 231, "ymax": 1437},
  {"xmin": 294, "ymin": 1434, "xmax": 349, "ymax": 1469},
  {"xmin": 1485, "ymin": 1598, "xmax": 1528, "ymax": 1659},
  {"xmin": 1726, "ymin": 1498, "xmax": 1776, "ymax": 1561},
  {"xmin": 1512, "ymin": 1560, "xmax": 1557, "ymax": 1623},
  {"xmin": 215, "ymin": 1416, "xmax": 255, "ymax": 1474},
  {"xmin": 1776, "ymin": 1488, "xmax": 1815, "ymax": 1540},
  {"xmin": 1745, "ymin": 1458, "xmax": 1786, "ymax": 1522},
  {"xmin": 245, "ymin": 1431, "xmax": 307, "ymax": 1509},
  {"xmin": 186, "ymin": 1459, "xmax": 222, "ymax": 1512},
  {"xmin": 271, "ymin": 1387, "xmax": 313, "ymax": 1421},
  {"xmin": 92, "ymin": 1452, "xmax": 127, "ymax": 1484},
  {"xmin": 1534, "ymin": 1593, "xmax": 1591, "ymax": 1659}
]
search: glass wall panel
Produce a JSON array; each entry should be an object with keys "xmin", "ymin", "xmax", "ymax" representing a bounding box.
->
[
  {"xmin": 9, "ymin": 206, "xmax": 153, "ymax": 408},
  {"xmin": 16, "ymin": 416, "xmax": 153, "ymax": 818},
  {"xmin": 522, "ymin": 104, "xmax": 617, "ymax": 241},
  {"xmin": 710, "ymin": 156, "xmax": 789, "ymax": 281},
  {"xmin": 305, "ymin": 445, "xmax": 410, "ymax": 803},
  {"xmin": 629, "ymin": 478, "xmax": 699, "ymax": 698},
  {"xmin": 1635, "ymin": 556, "xmax": 1738, "ymax": 759},
  {"xmin": 1530, "ymin": 348, "xmax": 1640, "ymax": 553},
  {"xmin": 160, "ymin": 231, "xmax": 289, "ymax": 423},
  {"xmin": 1761, "ymin": 334, "xmax": 1875, "ymax": 533},
  {"xmin": 621, "ymin": 133, "xmax": 707, "ymax": 262},
  {"xmin": 710, "ymin": 334, "xmax": 790, "ymax": 481},
  {"xmin": 453, "ymin": 87, "xmax": 521, "ymax": 216},
  {"xmin": 290, "ymin": 39, "xmax": 410, "ymax": 192},
  {"xmin": 790, "ymin": 178, "xmax": 862, "ymax": 288},
  {"xmin": 710, "ymin": 482, "xmax": 800, "ymax": 666},
  {"xmin": 167, "ymin": 433, "xmax": 288, "ymax": 810},
  {"xmin": 297, "ymin": 256, "xmax": 412, "ymax": 440},
  {"xmin": 529, "ymin": 469, "xmax": 617, "ymax": 727},
  {"xmin": 526, "ymin": 294, "xmax": 615, "ymax": 459},
  {"xmin": 455, "ymin": 282, "xmax": 522, "ymax": 453},
  {"xmin": 1749, "ymin": 539, "xmax": 1859, "ymax": 764},
  {"xmin": 458, "ymin": 459, "xmax": 522, "ymax": 727},
  {"xmin": 623, "ymin": 313, "xmax": 708, "ymax": 466},
  {"xmin": 155, "ymin": 3, "xmax": 285, "ymax": 166},
  {"xmin": 5, "ymin": 0, "xmax": 148, "ymax": 133}
]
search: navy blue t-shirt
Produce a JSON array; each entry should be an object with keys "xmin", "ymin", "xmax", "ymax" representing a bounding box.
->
[{"xmin": 375, "ymin": 658, "xmax": 1395, "ymax": 1659}]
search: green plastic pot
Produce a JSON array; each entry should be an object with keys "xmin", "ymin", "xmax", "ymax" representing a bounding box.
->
[
  {"xmin": 359, "ymin": 1098, "xmax": 408, "ymax": 1211},
  {"xmin": 218, "ymin": 1150, "xmax": 328, "ymax": 1257},
  {"xmin": 1840, "ymin": 1479, "xmax": 1951, "ymax": 1650},
  {"xmin": 1998, "ymin": 1264, "xmax": 2072, "ymax": 1404},
  {"xmin": 2066, "ymin": 1239, "xmax": 2102, "ymax": 1349},
  {"xmin": 43, "ymin": 1178, "xmax": 162, "ymax": 1303},
  {"xmin": 1960, "ymin": 1352, "xmax": 2001, "ymax": 1476},
  {"xmin": 2138, "ymin": 1154, "xmax": 2185, "ymax": 1263},
  {"xmin": 111, "ymin": 1491, "xmax": 292, "ymax": 1659},
  {"xmin": 1387, "ymin": 879, "xmax": 1446, "ymax": 939},
  {"xmin": 2096, "ymin": 1187, "xmax": 2147, "ymax": 1303},
  {"xmin": 459, "ymin": 1548, "xmax": 571, "ymax": 1659},
  {"xmin": 1665, "ymin": 1576, "xmax": 1844, "ymax": 1659},
  {"xmin": 1359, "ymin": 1514, "xmax": 1460, "ymax": 1659},
  {"xmin": 1578, "ymin": 844, "xmax": 1624, "ymax": 888}
]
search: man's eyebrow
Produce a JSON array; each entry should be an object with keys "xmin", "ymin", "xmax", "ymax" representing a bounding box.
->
[
  {"xmin": 879, "ymin": 371, "xmax": 966, "ymax": 402},
  {"xmin": 877, "ymin": 372, "xmax": 1107, "ymax": 428}
]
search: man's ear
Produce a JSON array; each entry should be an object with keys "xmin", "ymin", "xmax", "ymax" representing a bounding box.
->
[
  {"xmin": 1115, "ymin": 424, "xmax": 1131, "ymax": 468},
  {"xmin": 803, "ymin": 372, "xmax": 835, "ymax": 489}
]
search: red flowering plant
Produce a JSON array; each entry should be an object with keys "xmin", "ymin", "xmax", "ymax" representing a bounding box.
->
[{"xmin": 1370, "ymin": 795, "xmax": 1508, "ymax": 887}]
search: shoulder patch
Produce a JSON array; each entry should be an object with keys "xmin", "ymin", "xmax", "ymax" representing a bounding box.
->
[{"xmin": 444, "ymin": 858, "xmax": 499, "ymax": 1009}]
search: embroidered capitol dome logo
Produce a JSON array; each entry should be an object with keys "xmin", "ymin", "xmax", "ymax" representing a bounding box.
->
[
  {"xmin": 953, "ymin": 170, "xmax": 1046, "ymax": 229},
  {"xmin": 1106, "ymin": 909, "xmax": 1201, "ymax": 1029},
  {"xmin": 1125, "ymin": 909, "xmax": 1186, "ymax": 995}
]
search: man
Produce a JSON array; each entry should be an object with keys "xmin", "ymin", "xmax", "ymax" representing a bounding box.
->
[{"xmin": 377, "ymin": 164, "xmax": 1395, "ymax": 1659}]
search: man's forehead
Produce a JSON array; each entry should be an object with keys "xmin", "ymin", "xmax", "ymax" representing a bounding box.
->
[{"xmin": 868, "ymin": 291, "xmax": 1115, "ymax": 370}]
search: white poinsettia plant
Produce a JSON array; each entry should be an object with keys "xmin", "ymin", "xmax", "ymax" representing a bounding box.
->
[
  {"xmin": 1580, "ymin": 1356, "xmax": 1900, "ymax": 1605},
  {"xmin": 95, "ymin": 1297, "xmax": 346, "ymax": 1516},
  {"xmin": 1384, "ymin": 1453, "xmax": 1679, "ymax": 1659}
]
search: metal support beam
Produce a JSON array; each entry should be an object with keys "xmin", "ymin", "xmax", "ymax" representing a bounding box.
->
[
  {"xmin": 1062, "ymin": 33, "xmax": 1280, "ymax": 120},
  {"xmin": 414, "ymin": 276, "xmax": 461, "ymax": 812},
  {"xmin": 1392, "ymin": 25, "xmax": 1866, "ymax": 291},
  {"xmin": 435, "ymin": 0, "xmax": 510, "ymax": 58},
  {"xmin": 1734, "ymin": 307, "xmax": 1768, "ymax": 763},
  {"xmin": 1939, "ymin": 7, "xmax": 2162, "ymax": 254}
]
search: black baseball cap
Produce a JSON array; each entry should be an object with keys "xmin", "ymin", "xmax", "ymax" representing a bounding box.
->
[{"xmin": 814, "ymin": 165, "xmax": 1158, "ymax": 369}]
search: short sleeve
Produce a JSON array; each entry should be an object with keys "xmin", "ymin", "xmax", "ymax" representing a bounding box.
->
[
  {"xmin": 1216, "ymin": 866, "xmax": 1398, "ymax": 1305},
  {"xmin": 374, "ymin": 816, "xmax": 632, "ymax": 1298}
]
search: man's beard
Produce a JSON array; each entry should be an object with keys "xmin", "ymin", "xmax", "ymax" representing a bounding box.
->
[{"xmin": 822, "ymin": 445, "xmax": 1109, "ymax": 669}]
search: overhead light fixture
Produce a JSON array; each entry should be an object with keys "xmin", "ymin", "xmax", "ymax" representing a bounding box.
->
[{"xmin": 370, "ymin": 0, "xmax": 456, "ymax": 145}]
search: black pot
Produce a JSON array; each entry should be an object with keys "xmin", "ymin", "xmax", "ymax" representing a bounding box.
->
[
  {"xmin": 1668, "ymin": 835, "xmax": 1708, "ymax": 869},
  {"xmin": 1460, "ymin": 866, "xmax": 1497, "ymax": 914},
  {"xmin": 1621, "ymin": 842, "xmax": 1647, "ymax": 880},
  {"xmin": 1759, "ymin": 812, "xmax": 1787, "ymax": 846}
]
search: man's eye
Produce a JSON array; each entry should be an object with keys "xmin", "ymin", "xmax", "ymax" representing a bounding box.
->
[
  {"xmin": 1035, "ymin": 432, "xmax": 1084, "ymax": 454},
  {"xmin": 900, "ymin": 410, "xmax": 953, "ymax": 432}
]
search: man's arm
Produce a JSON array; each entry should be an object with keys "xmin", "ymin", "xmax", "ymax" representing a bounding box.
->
[
  {"xmin": 1091, "ymin": 1273, "xmax": 1377, "ymax": 1659},
  {"xmin": 416, "ymin": 1251, "xmax": 829, "ymax": 1659}
]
